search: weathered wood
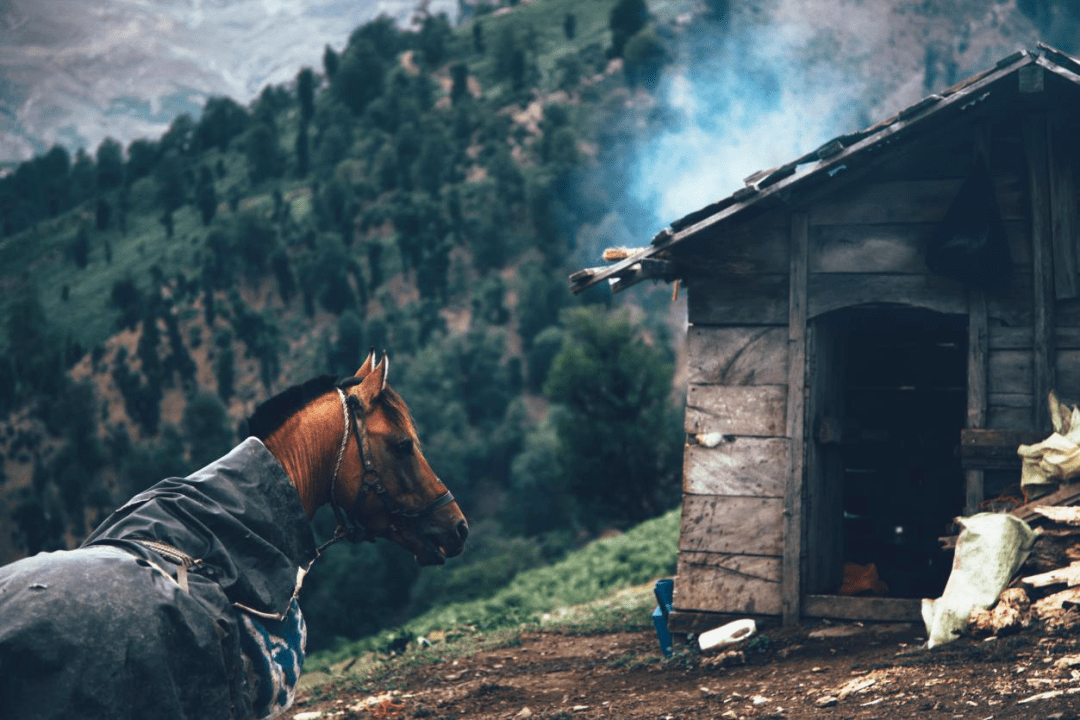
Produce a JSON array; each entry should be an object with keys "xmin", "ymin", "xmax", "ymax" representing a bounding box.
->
[
  {"xmin": 686, "ymin": 274, "xmax": 789, "ymax": 326},
  {"xmin": 1022, "ymin": 561, "xmax": 1080, "ymax": 589},
  {"xmin": 959, "ymin": 429, "xmax": 1042, "ymax": 470},
  {"xmin": 986, "ymin": 271, "xmax": 1035, "ymax": 327},
  {"xmin": 809, "ymin": 224, "xmax": 928, "ymax": 274},
  {"xmin": 1048, "ymin": 113, "xmax": 1079, "ymax": 300},
  {"xmin": 961, "ymin": 428, "xmax": 1045, "ymax": 448},
  {"xmin": 808, "ymin": 221, "xmax": 1030, "ymax": 274},
  {"xmin": 988, "ymin": 349, "xmax": 1033, "ymax": 396},
  {"xmin": 807, "ymin": 177, "xmax": 1024, "ymax": 226},
  {"xmin": 807, "ymin": 273, "xmax": 967, "ymax": 319},
  {"xmin": 1024, "ymin": 115, "xmax": 1056, "ymax": 431},
  {"xmin": 805, "ymin": 319, "xmax": 845, "ymax": 596},
  {"xmin": 680, "ymin": 495, "xmax": 784, "ymax": 556},
  {"xmin": 667, "ymin": 610, "xmax": 757, "ymax": 635},
  {"xmin": 686, "ymin": 326, "xmax": 789, "ymax": 386},
  {"xmin": 1032, "ymin": 506, "xmax": 1080, "ymax": 524},
  {"xmin": 683, "ymin": 217, "xmax": 790, "ymax": 275},
  {"xmin": 684, "ymin": 440, "xmax": 788, "ymax": 497},
  {"xmin": 1011, "ymin": 483, "xmax": 1080, "ymax": 523},
  {"xmin": 1054, "ymin": 350, "xmax": 1080, "ymax": 402},
  {"xmin": 784, "ymin": 211, "xmax": 809, "ymax": 627},
  {"xmin": 802, "ymin": 595, "xmax": 924, "ymax": 623},
  {"xmin": 988, "ymin": 393, "xmax": 1035, "ymax": 429},
  {"xmin": 673, "ymin": 551, "xmax": 782, "ymax": 616},
  {"xmin": 685, "ymin": 385, "xmax": 787, "ymax": 437},
  {"xmin": 967, "ymin": 289, "xmax": 988, "ymax": 512},
  {"xmin": 609, "ymin": 258, "xmax": 678, "ymax": 294}
]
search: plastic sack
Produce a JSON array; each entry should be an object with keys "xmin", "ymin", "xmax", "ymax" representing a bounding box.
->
[
  {"xmin": 1018, "ymin": 391, "xmax": 1080, "ymax": 494},
  {"xmin": 924, "ymin": 157, "xmax": 1012, "ymax": 293},
  {"xmin": 921, "ymin": 513, "xmax": 1036, "ymax": 648}
]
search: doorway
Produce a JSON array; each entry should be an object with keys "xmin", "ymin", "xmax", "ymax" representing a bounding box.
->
[{"xmin": 806, "ymin": 307, "xmax": 967, "ymax": 599}]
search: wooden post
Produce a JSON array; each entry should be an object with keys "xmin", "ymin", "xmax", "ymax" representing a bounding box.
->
[
  {"xmin": 1024, "ymin": 116, "xmax": 1056, "ymax": 432},
  {"xmin": 966, "ymin": 289, "xmax": 987, "ymax": 514},
  {"xmin": 783, "ymin": 212, "xmax": 808, "ymax": 626},
  {"xmin": 1048, "ymin": 112, "xmax": 1079, "ymax": 301}
]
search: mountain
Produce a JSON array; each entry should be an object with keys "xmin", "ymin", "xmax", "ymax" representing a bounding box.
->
[
  {"xmin": 2, "ymin": 0, "xmax": 1079, "ymax": 651},
  {"xmin": 0, "ymin": 0, "xmax": 457, "ymax": 164}
]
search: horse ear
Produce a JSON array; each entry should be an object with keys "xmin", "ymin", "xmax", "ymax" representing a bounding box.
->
[
  {"xmin": 354, "ymin": 348, "xmax": 377, "ymax": 379},
  {"xmin": 356, "ymin": 353, "xmax": 389, "ymax": 408}
]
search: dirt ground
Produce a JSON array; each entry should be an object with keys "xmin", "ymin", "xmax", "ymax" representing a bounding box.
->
[{"xmin": 289, "ymin": 620, "xmax": 1080, "ymax": 720}]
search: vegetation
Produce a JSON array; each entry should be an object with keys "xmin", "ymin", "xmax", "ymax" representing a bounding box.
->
[
  {"xmin": 308, "ymin": 507, "xmax": 680, "ymax": 667},
  {"xmin": 0, "ymin": 0, "xmax": 687, "ymax": 653}
]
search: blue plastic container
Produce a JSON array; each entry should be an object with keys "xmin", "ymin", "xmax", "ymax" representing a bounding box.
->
[{"xmin": 652, "ymin": 578, "xmax": 674, "ymax": 657}]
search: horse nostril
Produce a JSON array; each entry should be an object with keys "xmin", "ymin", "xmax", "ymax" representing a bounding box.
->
[{"xmin": 456, "ymin": 520, "xmax": 469, "ymax": 542}]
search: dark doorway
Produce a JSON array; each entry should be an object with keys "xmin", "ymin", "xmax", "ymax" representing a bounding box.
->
[{"xmin": 807, "ymin": 307, "xmax": 967, "ymax": 599}]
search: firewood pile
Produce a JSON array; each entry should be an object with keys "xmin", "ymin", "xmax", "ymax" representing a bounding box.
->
[{"xmin": 969, "ymin": 504, "xmax": 1080, "ymax": 638}]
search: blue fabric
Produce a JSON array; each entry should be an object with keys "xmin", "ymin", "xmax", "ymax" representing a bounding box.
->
[{"xmin": 238, "ymin": 599, "xmax": 307, "ymax": 719}]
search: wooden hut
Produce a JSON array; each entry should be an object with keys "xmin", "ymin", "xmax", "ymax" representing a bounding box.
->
[{"xmin": 571, "ymin": 44, "xmax": 1080, "ymax": 629}]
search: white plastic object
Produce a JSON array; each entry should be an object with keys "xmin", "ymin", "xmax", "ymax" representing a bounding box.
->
[{"xmin": 698, "ymin": 618, "xmax": 757, "ymax": 651}]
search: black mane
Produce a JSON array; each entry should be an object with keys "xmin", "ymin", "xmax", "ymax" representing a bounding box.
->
[{"xmin": 247, "ymin": 374, "xmax": 340, "ymax": 440}]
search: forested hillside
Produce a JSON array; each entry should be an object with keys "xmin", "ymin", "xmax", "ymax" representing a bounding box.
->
[
  {"xmin": 0, "ymin": 0, "xmax": 1072, "ymax": 652},
  {"xmin": 0, "ymin": 0, "xmax": 687, "ymax": 651}
]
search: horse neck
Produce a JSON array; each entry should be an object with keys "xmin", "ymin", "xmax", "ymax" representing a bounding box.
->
[{"xmin": 262, "ymin": 391, "xmax": 344, "ymax": 519}]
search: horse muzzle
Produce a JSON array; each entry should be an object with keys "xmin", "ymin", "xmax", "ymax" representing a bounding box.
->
[{"xmin": 413, "ymin": 518, "xmax": 468, "ymax": 566}]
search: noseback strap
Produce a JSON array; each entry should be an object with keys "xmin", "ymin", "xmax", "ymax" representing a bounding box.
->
[{"xmin": 394, "ymin": 490, "xmax": 455, "ymax": 518}]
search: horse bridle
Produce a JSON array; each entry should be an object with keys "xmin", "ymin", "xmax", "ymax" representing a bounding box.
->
[{"xmin": 322, "ymin": 385, "xmax": 455, "ymax": 548}]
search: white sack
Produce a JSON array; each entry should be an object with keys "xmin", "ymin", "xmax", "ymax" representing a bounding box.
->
[{"xmin": 921, "ymin": 512, "xmax": 1036, "ymax": 649}]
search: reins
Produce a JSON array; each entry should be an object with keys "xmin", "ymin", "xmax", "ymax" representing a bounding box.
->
[{"xmin": 316, "ymin": 384, "xmax": 455, "ymax": 556}]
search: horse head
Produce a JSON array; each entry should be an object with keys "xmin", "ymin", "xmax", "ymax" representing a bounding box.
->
[{"xmin": 334, "ymin": 350, "xmax": 468, "ymax": 565}]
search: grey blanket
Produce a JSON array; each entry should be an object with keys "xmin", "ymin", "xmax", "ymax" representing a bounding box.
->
[{"xmin": 0, "ymin": 438, "xmax": 317, "ymax": 719}]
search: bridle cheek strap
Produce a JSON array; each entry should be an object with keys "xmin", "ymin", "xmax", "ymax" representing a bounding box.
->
[{"xmin": 318, "ymin": 387, "xmax": 455, "ymax": 555}]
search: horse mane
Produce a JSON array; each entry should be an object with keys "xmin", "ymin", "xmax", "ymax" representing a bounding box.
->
[{"xmin": 246, "ymin": 374, "xmax": 417, "ymax": 441}]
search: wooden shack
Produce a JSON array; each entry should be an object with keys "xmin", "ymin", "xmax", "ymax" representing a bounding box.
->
[{"xmin": 571, "ymin": 45, "xmax": 1080, "ymax": 629}]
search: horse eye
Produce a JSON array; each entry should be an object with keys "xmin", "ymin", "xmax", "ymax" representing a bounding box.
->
[{"xmin": 393, "ymin": 438, "xmax": 414, "ymax": 455}]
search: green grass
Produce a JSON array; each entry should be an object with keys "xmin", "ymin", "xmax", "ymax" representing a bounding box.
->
[{"xmin": 307, "ymin": 506, "xmax": 679, "ymax": 673}]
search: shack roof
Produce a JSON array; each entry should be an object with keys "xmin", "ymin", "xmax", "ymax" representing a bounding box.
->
[{"xmin": 570, "ymin": 43, "xmax": 1080, "ymax": 295}]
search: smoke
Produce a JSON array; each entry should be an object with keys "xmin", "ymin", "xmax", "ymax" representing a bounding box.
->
[{"xmin": 629, "ymin": 17, "xmax": 868, "ymax": 233}]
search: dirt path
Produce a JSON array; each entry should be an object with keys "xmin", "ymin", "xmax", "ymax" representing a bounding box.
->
[{"xmin": 290, "ymin": 621, "xmax": 1080, "ymax": 719}]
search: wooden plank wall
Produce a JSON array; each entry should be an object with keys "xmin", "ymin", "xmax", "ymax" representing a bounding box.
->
[
  {"xmin": 678, "ymin": 215, "xmax": 790, "ymax": 617},
  {"xmin": 676, "ymin": 99, "xmax": 1080, "ymax": 620}
]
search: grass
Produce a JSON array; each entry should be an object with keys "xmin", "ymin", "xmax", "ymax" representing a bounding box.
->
[{"xmin": 300, "ymin": 507, "xmax": 680, "ymax": 692}]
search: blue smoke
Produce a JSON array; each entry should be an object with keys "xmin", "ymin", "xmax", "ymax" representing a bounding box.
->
[{"xmin": 630, "ymin": 19, "xmax": 866, "ymax": 233}]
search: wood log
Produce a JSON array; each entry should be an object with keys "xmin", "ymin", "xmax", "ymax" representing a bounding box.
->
[
  {"xmin": 1012, "ymin": 483, "xmax": 1080, "ymax": 523},
  {"xmin": 1032, "ymin": 506, "xmax": 1080, "ymax": 525},
  {"xmin": 1033, "ymin": 587, "xmax": 1080, "ymax": 620},
  {"xmin": 1022, "ymin": 561, "xmax": 1080, "ymax": 589}
]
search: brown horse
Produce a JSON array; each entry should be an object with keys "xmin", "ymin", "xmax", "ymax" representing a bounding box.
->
[{"xmin": 0, "ymin": 350, "xmax": 466, "ymax": 720}]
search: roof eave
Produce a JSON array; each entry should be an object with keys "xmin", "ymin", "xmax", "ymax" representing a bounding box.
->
[{"xmin": 570, "ymin": 48, "xmax": 1044, "ymax": 295}]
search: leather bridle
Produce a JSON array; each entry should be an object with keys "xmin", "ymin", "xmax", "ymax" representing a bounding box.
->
[{"xmin": 320, "ymin": 386, "xmax": 455, "ymax": 551}]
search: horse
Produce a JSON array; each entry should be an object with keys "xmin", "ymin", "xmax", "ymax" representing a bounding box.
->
[{"xmin": 0, "ymin": 350, "xmax": 467, "ymax": 720}]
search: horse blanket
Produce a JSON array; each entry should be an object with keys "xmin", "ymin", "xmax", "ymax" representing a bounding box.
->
[{"xmin": 0, "ymin": 438, "xmax": 318, "ymax": 720}]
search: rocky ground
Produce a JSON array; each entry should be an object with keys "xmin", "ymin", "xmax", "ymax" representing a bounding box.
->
[{"xmin": 288, "ymin": 618, "xmax": 1080, "ymax": 719}]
